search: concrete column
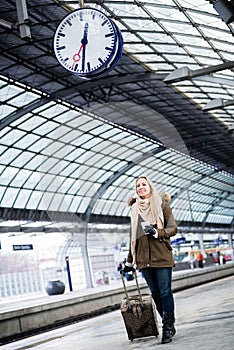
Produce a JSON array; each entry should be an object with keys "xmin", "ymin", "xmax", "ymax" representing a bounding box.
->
[
  {"xmin": 228, "ymin": 233, "xmax": 233, "ymax": 260},
  {"xmin": 75, "ymin": 226, "xmax": 94, "ymax": 288},
  {"xmin": 198, "ymin": 233, "xmax": 206, "ymax": 256}
]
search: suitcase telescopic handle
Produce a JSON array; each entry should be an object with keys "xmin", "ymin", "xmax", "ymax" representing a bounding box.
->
[{"xmin": 121, "ymin": 271, "xmax": 144, "ymax": 306}]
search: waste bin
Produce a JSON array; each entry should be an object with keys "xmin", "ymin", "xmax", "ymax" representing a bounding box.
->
[
  {"xmin": 45, "ymin": 280, "xmax": 65, "ymax": 295},
  {"xmin": 103, "ymin": 271, "xmax": 109, "ymax": 284}
]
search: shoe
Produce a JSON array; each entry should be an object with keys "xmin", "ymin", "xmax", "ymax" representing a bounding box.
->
[{"xmin": 161, "ymin": 312, "xmax": 176, "ymax": 344}]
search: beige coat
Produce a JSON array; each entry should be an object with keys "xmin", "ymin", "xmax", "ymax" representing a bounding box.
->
[{"xmin": 126, "ymin": 197, "xmax": 178, "ymax": 270}]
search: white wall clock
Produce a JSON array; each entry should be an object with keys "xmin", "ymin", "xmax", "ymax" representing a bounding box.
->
[{"xmin": 53, "ymin": 7, "xmax": 123, "ymax": 78}]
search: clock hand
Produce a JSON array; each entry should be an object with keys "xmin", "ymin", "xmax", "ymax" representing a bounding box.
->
[
  {"xmin": 82, "ymin": 23, "xmax": 89, "ymax": 44},
  {"xmin": 81, "ymin": 23, "xmax": 88, "ymax": 72},
  {"xmin": 71, "ymin": 23, "xmax": 89, "ymax": 70},
  {"xmin": 71, "ymin": 45, "xmax": 84, "ymax": 69}
]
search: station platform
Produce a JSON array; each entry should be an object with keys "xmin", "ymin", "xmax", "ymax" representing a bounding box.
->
[{"xmin": 1, "ymin": 274, "xmax": 233, "ymax": 350}]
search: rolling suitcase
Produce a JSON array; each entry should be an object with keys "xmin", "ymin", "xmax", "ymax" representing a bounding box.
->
[{"xmin": 120, "ymin": 271, "xmax": 159, "ymax": 341}]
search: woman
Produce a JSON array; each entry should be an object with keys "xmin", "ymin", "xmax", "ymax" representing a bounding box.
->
[{"xmin": 122, "ymin": 176, "xmax": 178, "ymax": 344}]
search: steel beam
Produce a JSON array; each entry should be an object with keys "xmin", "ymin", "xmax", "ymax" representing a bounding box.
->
[
  {"xmin": 203, "ymin": 98, "xmax": 234, "ymax": 111},
  {"xmin": 164, "ymin": 61, "xmax": 234, "ymax": 84},
  {"xmin": 0, "ymin": 17, "xmax": 13, "ymax": 28},
  {"xmin": 193, "ymin": 74, "xmax": 234, "ymax": 87},
  {"xmin": 16, "ymin": 0, "xmax": 31, "ymax": 38},
  {"xmin": 56, "ymin": 72, "xmax": 166, "ymax": 98},
  {"xmin": 0, "ymin": 97, "xmax": 50, "ymax": 131}
]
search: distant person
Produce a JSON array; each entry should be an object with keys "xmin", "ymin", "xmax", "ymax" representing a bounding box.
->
[
  {"xmin": 189, "ymin": 253, "xmax": 195, "ymax": 269},
  {"xmin": 222, "ymin": 254, "xmax": 226, "ymax": 264},
  {"xmin": 121, "ymin": 176, "xmax": 178, "ymax": 344},
  {"xmin": 216, "ymin": 250, "xmax": 221, "ymax": 265},
  {"xmin": 197, "ymin": 251, "xmax": 204, "ymax": 268}
]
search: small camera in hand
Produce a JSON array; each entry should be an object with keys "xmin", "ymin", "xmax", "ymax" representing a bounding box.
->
[{"xmin": 141, "ymin": 222, "xmax": 158, "ymax": 238}]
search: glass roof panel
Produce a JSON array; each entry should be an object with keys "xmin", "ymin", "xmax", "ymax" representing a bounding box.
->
[
  {"xmin": 1, "ymin": 129, "xmax": 26, "ymax": 146},
  {"xmin": 24, "ymin": 154, "xmax": 48, "ymax": 170},
  {"xmin": 11, "ymin": 151, "xmax": 37, "ymax": 168},
  {"xmin": 26, "ymin": 190, "xmax": 43, "ymax": 209},
  {"xmin": 1, "ymin": 187, "xmax": 19, "ymax": 207},
  {"xmin": 13, "ymin": 134, "xmax": 41, "ymax": 149},
  {"xmin": 48, "ymin": 193, "xmax": 65, "ymax": 211},
  {"xmin": 19, "ymin": 114, "xmax": 51, "ymax": 131},
  {"xmin": 23, "ymin": 171, "xmax": 42, "ymax": 189},
  {"xmin": 38, "ymin": 192, "xmax": 54, "ymax": 210},
  {"xmin": 1, "ymin": 148, "xmax": 22, "ymax": 164},
  {"xmin": 7, "ymin": 91, "xmax": 38, "ymax": 107},
  {"xmin": 60, "ymin": 178, "xmax": 76, "ymax": 193},
  {"xmin": 1, "ymin": 166, "xmax": 19, "ymax": 184},
  {"xmin": 39, "ymin": 103, "xmax": 68, "ymax": 117},
  {"xmin": 33, "ymin": 121, "xmax": 59, "ymax": 135},
  {"xmin": 9, "ymin": 169, "xmax": 33, "ymax": 187},
  {"xmin": 13, "ymin": 189, "xmax": 32, "ymax": 208},
  {"xmin": 1, "ymin": 83, "xmax": 24, "ymax": 101},
  {"xmin": 59, "ymin": 194, "xmax": 73, "ymax": 211},
  {"xmin": 54, "ymin": 110, "xmax": 78, "ymax": 124},
  {"xmin": 0, "ymin": 105, "xmax": 16, "ymax": 118}
]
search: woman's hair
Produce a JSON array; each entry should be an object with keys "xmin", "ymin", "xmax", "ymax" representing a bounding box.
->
[
  {"xmin": 128, "ymin": 176, "xmax": 149, "ymax": 206},
  {"xmin": 128, "ymin": 176, "xmax": 171, "ymax": 206}
]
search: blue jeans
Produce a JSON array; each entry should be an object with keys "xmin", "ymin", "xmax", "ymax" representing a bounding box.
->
[{"xmin": 141, "ymin": 267, "xmax": 174, "ymax": 316}]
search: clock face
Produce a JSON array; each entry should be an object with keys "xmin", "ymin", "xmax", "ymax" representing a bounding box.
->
[{"xmin": 54, "ymin": 8, "xmax": 119, "ymax": 76}]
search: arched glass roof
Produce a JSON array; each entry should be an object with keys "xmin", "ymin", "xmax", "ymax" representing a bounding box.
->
[{"xmin": 0, "ymin": 75, "xmax": 233, "ymax": 230}]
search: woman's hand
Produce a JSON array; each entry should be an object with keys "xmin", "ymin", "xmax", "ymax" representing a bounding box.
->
[{"xmin": 143, "ymin": 225, "xmax": 158, "ymax": 238}]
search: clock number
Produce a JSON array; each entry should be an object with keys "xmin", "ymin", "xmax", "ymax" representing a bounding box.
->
[
  {"xmin": 57, "ymin": 45, "xmax": 66, "ymax": 51},
  {"xmin": 105, "ymin": 33, "xmax": 114, "ymax": 38},
  {"xmin": 101, "ymin": 19, "xmax": 108, "ymax": 27}
]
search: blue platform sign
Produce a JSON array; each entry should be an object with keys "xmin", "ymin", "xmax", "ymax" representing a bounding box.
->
[
  {"xmin": 171, "ymin": 237, "xmax": 186, "ymax": 245},
  {"xmin": 211, "ymin": 237, "xmax": 224, "ymax": 246},
  {"xmin": 13, "ymin": 244, "xmax": 33, "ymax": 251}
]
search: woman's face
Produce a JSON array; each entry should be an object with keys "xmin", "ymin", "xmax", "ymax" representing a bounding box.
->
[{"xmin": 136, "ymin": 177, "xmax": 151, "ymax": 199}]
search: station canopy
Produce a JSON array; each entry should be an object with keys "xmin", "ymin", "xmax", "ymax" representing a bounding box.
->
[{"xmin": 0, "ymin": 0, "xmax": 234, "ymax": 234}]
